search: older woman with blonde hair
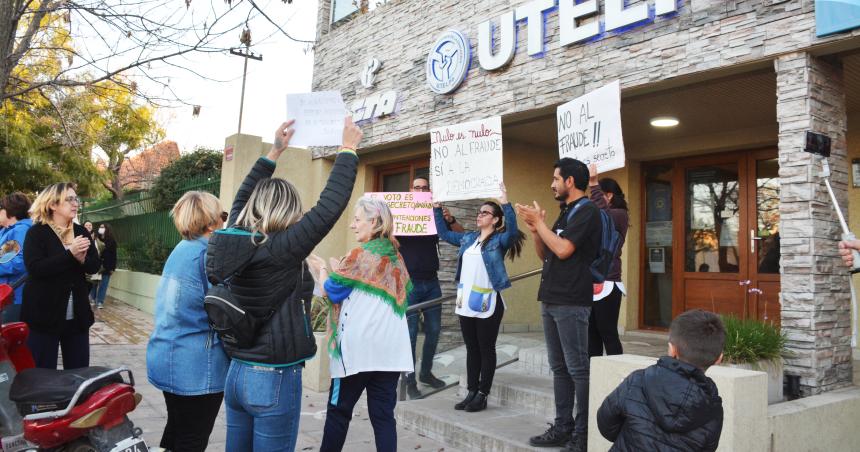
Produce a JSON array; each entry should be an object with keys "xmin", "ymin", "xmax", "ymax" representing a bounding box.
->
[
  {"xmin": 206, "ymin": 118, "xmax": 363, "ymax": 451},
  {"xmin": 313, "ymin": 196, "xmax": 414, "ymax": 452},
  {"xmin": 146, "ymin": 191, "xmax": 227, "ymax": 452},
  {"xmin": 23, "ymin": 182, "xmax": 99, "ymax": 369}
]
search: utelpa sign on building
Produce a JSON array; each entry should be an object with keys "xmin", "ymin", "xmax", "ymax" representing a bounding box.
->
[{"xmin": 426, "ymin": 0, "xmax": 682, "ymax": 94}]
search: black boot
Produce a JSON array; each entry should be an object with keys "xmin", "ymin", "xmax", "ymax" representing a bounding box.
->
[
  {"xmin": 464, "ymin": 391, "xmax": 488, "ymax": 412},
  {"xmin": 454, "ymin": 390, "xmax": 477, "ymax": 410},
  {"xmin": 406, "ymin": 382, "xmax": 422, "ymax": 400}
]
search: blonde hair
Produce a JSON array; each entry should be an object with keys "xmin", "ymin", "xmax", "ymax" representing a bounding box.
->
[
  {"xmin": 355, "ymin": 196, "xmax": 398, "ymax": 248},
  {"xmin": 29, "ymin": 182, "xmax": 76, "ymax": 225},
  {"xmin": 234, "ymin": 178, "xmax": 303, "ymax": 244},
  {"xmin": 171, "ymin": 191, "xmax": 223, "ymax": 240}
]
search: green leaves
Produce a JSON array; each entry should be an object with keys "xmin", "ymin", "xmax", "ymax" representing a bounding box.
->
[{"xmin": 721, "ymin": 315, "xmax": 786, "ymax": 364}]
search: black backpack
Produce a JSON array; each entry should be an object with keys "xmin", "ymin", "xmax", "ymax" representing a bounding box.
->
[
  {"xmin": 566, "ymin": 199, "xmax": 622, "ymax": 283},
  {"xmin": 203, "ymin": 247, "xmax": 305, "ymax": 350}
]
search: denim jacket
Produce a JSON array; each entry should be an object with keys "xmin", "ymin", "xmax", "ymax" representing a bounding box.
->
[
  {"xmin": 434, "ymin": 203, "xmax": 519, "ymax": 291},
  {"xmin": 147, "ymin": 237, "xmax": 229, "ymax": 395}
]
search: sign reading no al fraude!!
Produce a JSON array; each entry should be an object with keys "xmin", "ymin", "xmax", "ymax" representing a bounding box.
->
[
  {"xmin": 557, "ymin": 80, "xmax": 626, "ymax": 172},
  {"xmin": 430, "ymin": 116, "xmax": 504, "ymax": 203},
  {"xmin": 366, "ymin": 192, "xmax": 437, "ymax": 236}
]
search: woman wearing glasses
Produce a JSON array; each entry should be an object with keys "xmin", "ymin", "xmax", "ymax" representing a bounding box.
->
[
  {"xmin": 433, "ymin": 183, "xmax": 525, "ymax": 412},
  {"xmin": 146, "ymin": 191, "xmax": 227, "ymax": 452},
  {"xmin": 22, "ymin": 183, "xmax": 100, "ymax": 369}
]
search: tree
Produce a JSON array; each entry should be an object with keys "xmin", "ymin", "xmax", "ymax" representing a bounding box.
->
[
  {"xmin": 1, "ymin": 0, "xmax": 313, "ymax": 105},
  {"xmin": 0, "ymin": 80, "xmax": 103, "ymax": 195},
  {"xmin": 85, "ymin": 82, "xmax": 163, "ymax": 199},
  {"xmin": 119, "ymin": 140, "xmax": 181, "ymax": 191},
  {"xmin": 150, "ymin": 149, "xmax": 222, "ymax": 211}
]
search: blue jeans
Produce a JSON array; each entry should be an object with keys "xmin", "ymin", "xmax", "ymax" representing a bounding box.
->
[
  {"xmin": 95, "ymin": 273, "xmax": 112, "ymax": 306},
  {"xmin": 405, "ymin": 279, "xmax": 442, "ymax": 384},
  {"xmin": 225, "ymin": 360, "xmax": 302, "ymax": 452},
  {"xmin": 542, "ymin": 303, "xmax": 591, "ymax": 434}
]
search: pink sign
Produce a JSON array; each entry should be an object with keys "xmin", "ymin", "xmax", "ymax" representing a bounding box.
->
[{"xmin": 366, "ymin": 192, "xmax": 437, "ymax": 236}]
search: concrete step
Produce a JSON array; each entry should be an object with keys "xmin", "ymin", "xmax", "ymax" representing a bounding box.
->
[
  {"xmin": 519, "ymin": 345, "xmax": 552, "ymax": 377},
  {"xmin": 457, "ymin": 363, "xmax": 555, "ymax": 418},
  {"xmin": 396, "ymin": 386, "xmax": 563, "ymax": 452}
]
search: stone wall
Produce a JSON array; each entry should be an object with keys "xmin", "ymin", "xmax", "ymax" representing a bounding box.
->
[
  {"xmin": 775, "ymin": 53, "xmax": 853, "ymax": 394},
  {"xmin": 312, "ymin": 0, "xmax": 858, "ymax": 150}
]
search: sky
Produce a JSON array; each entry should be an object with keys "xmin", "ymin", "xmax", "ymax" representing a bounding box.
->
[{"xmin": 143, "ymin": 0, "xmax": 320, "ymax": 152}]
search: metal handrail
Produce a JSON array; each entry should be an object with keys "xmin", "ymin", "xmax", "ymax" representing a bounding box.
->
[
  {"xmin": 405, "ymin": 268, "xmax": 542, "ymax": 314},
  {"xmin": 399, "ymin": 267, "xmax": 543, "ymax": 401}
]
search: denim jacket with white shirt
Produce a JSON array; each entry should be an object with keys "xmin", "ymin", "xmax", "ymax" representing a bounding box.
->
[
  {"xmin": 433, "ymin": 203, "xmax": 519, "ymax": 292},
  {"xmin": 147, "ymin": 237, "xmax": 229, "ymax": 395}
]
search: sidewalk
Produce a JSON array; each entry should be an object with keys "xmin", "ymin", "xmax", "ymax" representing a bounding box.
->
[{"xmin": 89, "ymin": 299, "xmax": 456, "ymax": 452}]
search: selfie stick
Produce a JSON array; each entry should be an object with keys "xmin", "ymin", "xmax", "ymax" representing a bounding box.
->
[{"xmin": 805, "ymin": 131, "xmax": 859, "ymax": 346}]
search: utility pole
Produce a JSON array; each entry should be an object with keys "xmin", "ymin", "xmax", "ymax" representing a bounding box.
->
[{"xmin": 230, "ymin": 27, "xmax": 263, "ymax": 135}]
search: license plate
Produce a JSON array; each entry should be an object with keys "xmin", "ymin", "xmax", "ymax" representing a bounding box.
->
[
  {"xmin": 110, "ymin": 436, "xmax": 149, "ymax": 452},
  {"xmin": 1, "ymin": 434, "xmax": 34, "ymax": 452}
]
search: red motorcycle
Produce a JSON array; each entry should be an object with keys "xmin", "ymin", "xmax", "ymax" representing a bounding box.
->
[{"xmin": 0, "ymin": 278, "xmax": 149, "ymax": 452}]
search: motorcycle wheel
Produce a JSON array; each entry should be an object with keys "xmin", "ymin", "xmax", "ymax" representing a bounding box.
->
[{"xmin": 63, "ymin": 439, "xmax": 97, "ymax": 452}]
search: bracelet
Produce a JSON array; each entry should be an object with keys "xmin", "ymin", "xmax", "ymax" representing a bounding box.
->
[{"xmin": 338, "ymin": 148, "xmax": 358, "ymax": 157}]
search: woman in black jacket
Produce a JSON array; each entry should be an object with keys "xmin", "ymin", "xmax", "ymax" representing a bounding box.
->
[
  {"xmin": 93, "ymin": 223, "xmax": 117, "ymax": 309},
  {"xmin": 23, "ymin": 183, "xmax": 100, "ymax": 369},
  {"xmin": 206, "ymin": 118, "xmax": 363, "ymax": 452}
]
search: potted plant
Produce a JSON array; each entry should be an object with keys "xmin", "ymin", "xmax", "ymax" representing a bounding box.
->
[
  {"xmin": 301, "ymin": 296, "xmax": 333, "ymax": 392},
  {"xmin": 720, "ymin": 315, "xmax": 787, "ymax": 404}
]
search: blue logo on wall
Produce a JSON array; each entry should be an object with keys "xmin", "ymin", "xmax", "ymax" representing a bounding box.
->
[
  {"xmin": 816, "ymin": 0, "xmax": 860, "ymax": 37},
  {"xmin": 426, "ymin": 30, "xmax": 472, "ymax": 95}
]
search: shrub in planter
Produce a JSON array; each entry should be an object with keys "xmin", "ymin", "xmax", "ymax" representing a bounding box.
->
[
  {"xmin": 721, "ymin": 315, "xmax": 785, "ymax": 365},
  {"xmin": 721, "ymin": 315, "xmax": 786, "ymax": 404}
]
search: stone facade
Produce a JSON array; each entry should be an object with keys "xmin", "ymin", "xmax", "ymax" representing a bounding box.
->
[
  {"xmin": 311, "ymin": 0, "xmax": 860, "ymax": 394},
  {"xmin": 312, "ymin": 0, "xmax": 858, "ymax": 149},
  {"xmin": 776, "ymin": 53, "xmax": 853, "ymax": 395}
]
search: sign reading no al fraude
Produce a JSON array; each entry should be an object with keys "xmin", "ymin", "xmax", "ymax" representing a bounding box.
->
[{"xmin": 557, "ymin": 80, "xmax": 626, "ymax": 172}]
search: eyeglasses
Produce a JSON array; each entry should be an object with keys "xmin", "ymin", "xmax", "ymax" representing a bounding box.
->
[
  {"xmin": 412, "ymin": 185, "xmax": 430, "ymax": 192},
  {"xmin": 221, "ymin": 212, "xmax": 229, "ymax": 222},
  {"xmin": 64, "ymin": 196, "xmax": 81, "ymax": 205},
  {"xmin": 476, "ymin": 210, "xmax": 494, "ymax": 218}
]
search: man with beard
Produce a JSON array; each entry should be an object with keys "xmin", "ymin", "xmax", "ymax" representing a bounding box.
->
[{"xmin": 516, "ymin": 158, "xmax": 602, "ymax": 452}]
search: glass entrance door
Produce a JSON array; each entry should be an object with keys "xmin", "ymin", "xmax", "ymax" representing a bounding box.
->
[{"xmin": 640, "ymin": 149, "xmax": 780, "ymax": 329}]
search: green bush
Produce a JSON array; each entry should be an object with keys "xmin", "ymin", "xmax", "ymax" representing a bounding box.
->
[
  {"xmin": 151, "ymin": 149, "xmax": 222, "ymax": 211},
  {"xmin": 721, "ymin": 315, "xmax": 786, "ymax": 364}
]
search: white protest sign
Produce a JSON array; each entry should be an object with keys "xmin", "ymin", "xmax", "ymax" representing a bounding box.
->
[
  {"xmin": 430, "ymin": 116, "xmax": 503, "ymax": 202},
  {"xmin": 557, "ymin": 80, "xmax": 625, "ymax": 172},
  {"xmin": 366, "ymin": 192, "xmax": 436, "ymax": 236},
  {"xmin": 285, "ymin": 91, "xmax": 346, "ymax": 147}
]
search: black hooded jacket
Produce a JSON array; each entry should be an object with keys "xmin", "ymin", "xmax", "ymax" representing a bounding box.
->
[
  {"xmin": 206, "ymin": 153, "xmax": 358, "ymax": 365},
  {"xmin": 597, "ymin": 356, "xmax": 724, "ymax": 452}
]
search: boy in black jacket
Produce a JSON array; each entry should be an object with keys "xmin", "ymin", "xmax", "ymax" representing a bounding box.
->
[{"xmin": 597, "ymin": 309, "xmax": 725, "ymax": 452}]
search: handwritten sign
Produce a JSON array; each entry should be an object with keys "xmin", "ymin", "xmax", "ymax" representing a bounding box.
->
[
  {"xmin": 430, "ymin": 116, "xmax": 503, "ymax": 202},
  {"xmin": 285, "ymin": 91, "xmax": 347, "ymax": 147},
  {"xmin": 367, "ymin": 192, "xmax": 436, "ymax": 236},
  {"xmin": 557, "ymin": 80, "xmax": 625, "ymax": 172}
]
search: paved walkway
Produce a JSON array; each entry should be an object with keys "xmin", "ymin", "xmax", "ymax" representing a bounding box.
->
[{"xmin": 89, "ymin": 299, "xmax": 456, "ymax": 452}]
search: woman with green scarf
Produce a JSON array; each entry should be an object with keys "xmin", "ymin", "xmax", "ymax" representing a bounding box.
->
[{"xmin": 313, "ymin": 196, "xmax": 413, "ymax": 452}]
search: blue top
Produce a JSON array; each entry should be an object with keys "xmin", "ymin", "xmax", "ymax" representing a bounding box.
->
[
  {"xmin": 146, "ymin": 237, "xmax": 229, "ymax": 395},
  {"xmin": 0, "ymin": 219, "xmax": 33, "ymax": 305},
  {"xmin": 433, "ymin": 203, "xmax": 519, "ymax": 292}
]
